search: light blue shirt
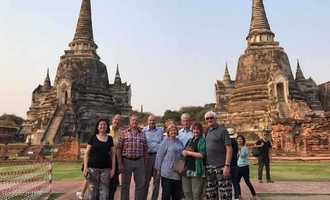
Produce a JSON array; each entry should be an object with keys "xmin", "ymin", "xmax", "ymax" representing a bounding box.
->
[
  {"xmin": 154, "ymin": 138, "xmax": 184, "ymax": 180},
  {"xmin": 237, "ymin": 146, "xmax": 250, "ymax": 167},
  {"xmin": 143, "ymin": 126, "xmax": 164, "ymax": 153},
  {"xmin": 177, "ymin": 128, "xmax": 193, "ymax": 147}
]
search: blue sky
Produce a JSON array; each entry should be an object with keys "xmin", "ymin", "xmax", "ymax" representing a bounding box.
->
[{"xmin": 0, "ymin": 0, "xmax": 329, "ymax": 117}]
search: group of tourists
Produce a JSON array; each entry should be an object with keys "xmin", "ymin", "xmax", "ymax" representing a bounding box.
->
[{"xmin": 77, "ymin": 111, "xmax": 273, "ymax": 200}]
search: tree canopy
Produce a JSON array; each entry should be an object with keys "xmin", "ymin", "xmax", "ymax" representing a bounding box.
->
[
  {"xmin": 162, "ymin": 103, "xmax": 215, "ymax": 123},
  {"xmin": 0, "ymin": 114, "xmax": 24, "ymax": 128}
]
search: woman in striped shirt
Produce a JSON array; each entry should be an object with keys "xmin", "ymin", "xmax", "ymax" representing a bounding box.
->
[{"xmin": 155, "ymin": 123, "xmax": 184, "ymax": 200}]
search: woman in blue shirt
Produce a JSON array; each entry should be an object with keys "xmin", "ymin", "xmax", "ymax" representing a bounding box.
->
[
  {"xmin": 155, "ymin": 124, "xmax": 184, "ymax": 200},
  {"xmin": 236, "ymin": 135, "xmax": 256, "ymax": 200}
]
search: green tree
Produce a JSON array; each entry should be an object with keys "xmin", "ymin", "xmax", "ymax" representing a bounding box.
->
[
  {"xmin": 162, "ymin": 110, "xmax": 181, "ymax": 123},
  {"xmin": 0, "ymin": 114, "xmax": 24, "ymax": 127},
  {"xmin": 179, "ymin": 104, "xmax": 214, "ymax": 122}
]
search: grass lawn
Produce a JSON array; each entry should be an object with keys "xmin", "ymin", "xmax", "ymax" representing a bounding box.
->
[
  {"xmin": 50, "ymin": 160, "xmax": 330, "ymax": 182},
  {"xmin": 249, "ymin": 161, "xmax": 330, "ymax": 182},
  {"xmin": 47, "ymin": 193, "xmax": 63, "ymax": 200},
  {"xmin": 52, "ymin": 162, "xmax": 83, "ymax": 181}
]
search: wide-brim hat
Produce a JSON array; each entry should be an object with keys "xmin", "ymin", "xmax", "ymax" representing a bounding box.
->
[{"xmin": 227, "ymin": 128, "xmax": 238, "ymax": 138}]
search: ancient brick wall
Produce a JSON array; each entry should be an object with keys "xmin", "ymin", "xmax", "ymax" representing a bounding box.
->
[{"xmin": 54, "ymin": 137, "xmax": 80, "ymax": 160}]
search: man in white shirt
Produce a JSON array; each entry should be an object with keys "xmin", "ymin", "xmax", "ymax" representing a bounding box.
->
[{"xmin": 177, "ymin": 113, "xmax": 193, "ymax": 147}]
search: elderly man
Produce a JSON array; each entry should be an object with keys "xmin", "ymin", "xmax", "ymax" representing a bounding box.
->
[
  {"xmin": 117, "ymin": 113, "xmax": 148, "ymax": 200},
  {"xmin": 143, "ymin": 115, "xmax": 163, "ymax": 200},
  {"xmin": 204, "ymin": 111, "xmax": 233, "ymax": 200},
  {"xmin": 109, "ymin": 114, "xmax": 121, "ymax": 200},
  {"xmin": 177, "ymin": 113, "xmax": 193, "ymax": 146}
]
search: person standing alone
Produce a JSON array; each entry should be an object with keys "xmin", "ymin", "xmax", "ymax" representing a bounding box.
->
[{"xmin": 255, "ymin": 133, "xmax": 273, "ymax": 183}]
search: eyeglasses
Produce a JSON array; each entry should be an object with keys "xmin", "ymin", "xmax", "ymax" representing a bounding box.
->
[{"xmin": 205, "ymin": 117, "xmax": 214, "ymax": 120}]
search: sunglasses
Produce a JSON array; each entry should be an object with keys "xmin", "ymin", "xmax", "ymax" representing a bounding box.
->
[{"xmin": 205, "ymin": 117, "xmax": 214, "ymax": 120}]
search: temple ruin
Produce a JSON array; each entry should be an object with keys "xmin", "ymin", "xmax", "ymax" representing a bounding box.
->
[
  {"xmin": 21, "ymin": 0, "xmax": 132, "ymax": 145},
  {"xmin": 215, "ymin": 0, "xmax": 330, "ymax": 156}
]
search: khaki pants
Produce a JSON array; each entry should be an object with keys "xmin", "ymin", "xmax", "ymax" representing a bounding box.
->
[{"xmin": 182, "ymin": 176, "xmax": 205, "ymax": 200}]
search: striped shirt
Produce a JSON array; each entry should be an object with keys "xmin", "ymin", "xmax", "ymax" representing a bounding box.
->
[
  {"xmin": 154, "ymin": 138, "xmax": 184, "ymax": 180},
  {"xmin": 117, "ymin": 128, "xmax": 148, "ymax": 159}
]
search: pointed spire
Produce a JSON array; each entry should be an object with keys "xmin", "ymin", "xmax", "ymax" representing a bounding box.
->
[
  {"xmin": 247, "ymin": 0, "xmax": 275, "ymax": 45},
  {"xmin": 73, "ymin": 0, "xmax": 94, "ymax": 42},
  {"xmin": 43, "ymin": 68, "xmax": 51, "ymax": 90},
  {"xmin": 114, "ymin": 64, "xmax": 122, "ymax": 84},
  {"xmin": 223, "ymin": 63, "xmax": 233, "ymax": 87},
  {"xmin": 295, "ymin": 59, "xmax": 306, "ymax": 80},
  {"xmin": 44, "ymin": 68, "xmax": 51, "ymax": 86},
  {"xmin": 115, "ymin": 64, "xmax": 120, "ymax": 77},
  {"xmin": 249, "ymin": 0, "xmax": 271, "ymax": 33},
  {"xmin": 68, "ymin": 0, "xmax": 98, "ymax": 58},
  {"xmin": 223, "ymin": 62, "xmax": 231, "ymax": 81}
]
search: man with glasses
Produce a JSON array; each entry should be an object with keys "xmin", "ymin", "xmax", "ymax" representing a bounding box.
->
[{"xmin": 204, "ymin": 111, "xmax": 233, "ymax": 200}]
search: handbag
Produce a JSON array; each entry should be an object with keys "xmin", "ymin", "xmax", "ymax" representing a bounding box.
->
[
  {"xmin": 173, "ymin": 159, "xmax": 187, "ymax": 175},
  {"xmin": 252, "ymin": 147, "xmax": 260, "ymax": 157}
]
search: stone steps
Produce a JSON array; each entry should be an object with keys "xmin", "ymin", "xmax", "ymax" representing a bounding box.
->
[{"xmin": 42, "ymin": 108, "xmax": 65, "ymax": 145}]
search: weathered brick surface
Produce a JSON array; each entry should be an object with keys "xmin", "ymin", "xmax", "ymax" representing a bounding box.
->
[
  {"xmin": 21, "ymin": 0, "xmax": 132, "ymax": 145},
  {"xmin": 215, "ymin": 0, "xmax": 330, "ymax": 156}
]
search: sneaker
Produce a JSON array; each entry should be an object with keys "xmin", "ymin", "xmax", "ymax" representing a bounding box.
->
[
  {"xmin": 258, "ymin": 180, "xmax": 263, "ymax": 183},
  {"xmin": 76, "ymin": 191, "xmax": 83, "ymax": 200},
  {"xmin": 267, "ymin": 180, "xmax": 274, "ymax": 183}
]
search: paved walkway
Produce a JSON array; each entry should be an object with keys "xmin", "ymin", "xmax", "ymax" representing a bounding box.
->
[{"xmin": 53, "ymin": 180, "xmax": 330, "ymax": 200}]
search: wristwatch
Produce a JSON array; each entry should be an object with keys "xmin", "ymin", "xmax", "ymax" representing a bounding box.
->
[{"xmin": 224, "ymin": 164, "xmax": 230, "ymax": 167}]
